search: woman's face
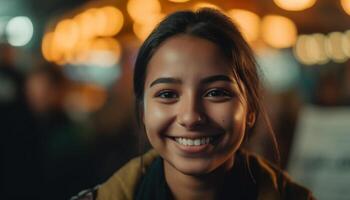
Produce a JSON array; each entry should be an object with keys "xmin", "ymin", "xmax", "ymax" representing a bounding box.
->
[{"xmin": 143, "ymin": 35, "xmax": 250, "ymax": 175}]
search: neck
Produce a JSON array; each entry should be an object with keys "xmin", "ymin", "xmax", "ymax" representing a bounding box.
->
[{"xmin": 164, "ymin": 156, "xmax": 235, "ymax": 200}]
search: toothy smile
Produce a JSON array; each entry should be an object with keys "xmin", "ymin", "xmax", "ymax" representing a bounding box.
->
[{"xmin": 173, "ymin": 135, "xmax": 221, "ymax": 146}]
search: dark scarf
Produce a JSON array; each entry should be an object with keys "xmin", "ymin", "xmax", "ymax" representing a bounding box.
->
[{"xmin": 135, "ymin": 151, "xmax": 258, "ymax": 200}]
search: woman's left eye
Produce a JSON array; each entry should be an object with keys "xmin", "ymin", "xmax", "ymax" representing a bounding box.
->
[{"xmin": 204, "ymin": 89, "xmax": 232, "ymax": 98}]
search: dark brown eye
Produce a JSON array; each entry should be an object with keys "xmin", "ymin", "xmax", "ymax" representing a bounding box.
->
[
  {"xmin": 205, "ymin": 89, "xmax": 232, "ymax": 98},
  {"xmin": 156, "ymin": 91, "xmax": 178, "ymax": 99}
]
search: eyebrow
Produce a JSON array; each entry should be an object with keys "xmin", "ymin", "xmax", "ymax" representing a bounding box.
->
[
  {"xmin": 200, "ymin": 75, "xmax": 234, "ymax": 84},
  {"xmin": 150, "ymin": 77, "xmax": 182, "ymax": 87},
  {"xmin": 149, "ymin": 75, "xmax": 234, "ymax": 88}
]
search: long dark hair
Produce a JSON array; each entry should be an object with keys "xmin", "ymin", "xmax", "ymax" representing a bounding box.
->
[{"xmin": 133, "ymin": 8, "xmax": 279, "ymax": 163}]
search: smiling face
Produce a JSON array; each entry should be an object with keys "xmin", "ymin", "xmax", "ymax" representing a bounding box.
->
[{"xmin": 143, "ymin": 34, "xmax": 251, "ymax": 176}]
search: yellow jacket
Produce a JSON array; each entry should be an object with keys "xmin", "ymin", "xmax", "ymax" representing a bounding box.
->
[{"xmin": 75, "ymin": 150, "xmax": 314, "ymax": 200}]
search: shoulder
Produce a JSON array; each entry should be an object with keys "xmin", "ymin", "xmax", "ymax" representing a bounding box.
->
[
  {"xmin": 240, "ymin": 150, "xmax": 315, "ymax": 200},
  {"xmin": 70, "ymin": 150, "xmax": 159, "ymax": 200}
]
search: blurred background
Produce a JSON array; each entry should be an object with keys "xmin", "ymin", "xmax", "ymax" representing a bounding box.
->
[{"xmin": 0, "ymin": 0, "xmax": 350, "ymax": 199}]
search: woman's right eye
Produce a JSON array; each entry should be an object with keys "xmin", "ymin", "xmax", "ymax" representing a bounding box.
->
[{"xmin": 155, "ymin": 91, "xmax": 178, "ymax": 99}]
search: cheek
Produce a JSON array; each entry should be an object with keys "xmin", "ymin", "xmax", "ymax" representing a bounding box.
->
[
  {"xmin": 232, "ymin": 104, "xmax": 247, "ymax": 134},
  {"xmin": 143, "ymin": 101, "xmax": 174, "ymax": 139},
  {"xmin": 207, "ymin": 102, "xmax": 247, "ymax": 133}
]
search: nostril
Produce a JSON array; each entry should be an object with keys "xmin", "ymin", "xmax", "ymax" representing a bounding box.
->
[
  {"xmin": 177, "ymin": 113, "xmax": 207, "ymax": 129},
  {"xmin": 177, "ymin": 99, "xmax": 206, "ymax": 128}
]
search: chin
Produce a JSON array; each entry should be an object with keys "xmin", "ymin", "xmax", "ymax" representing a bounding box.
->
[{"xmin": 169, "ymin": 156, "xmax": 219, "ymax": 176}]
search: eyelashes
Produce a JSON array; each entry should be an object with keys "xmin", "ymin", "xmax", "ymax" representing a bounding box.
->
[
  {"xmin": 154, "ymin": 90, "xmax": 179, "ymax": 103},
  {"xmin": 154, "ymin": 88, "xmax": 233, "ymax": 103},
  {"xmin": 204, "ymin": 89, "xmax": 233, "ymax": 98},
  {"xmin": 155, "ymin": 90, "xmax": 179, "ymax": 99}
]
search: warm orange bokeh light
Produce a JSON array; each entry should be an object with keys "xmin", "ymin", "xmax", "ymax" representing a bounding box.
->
[
  {"xmin": 90, "ymin": 38, "xmax": 109, "ymax": 51},
  {"xmin": 273, "ymin": 0, "xmax": 317, "ymax": 11},
  {"xmin": 99, "ymin": 6, "xmax": 124, "ymax": 36},
  {"xmin": 133, "ymin": 23, "xmax": 150, "ymax": 41},
  {"xmin": 42, "ymin": 6, "xmax": 125, "ymax": 65},
  {"xmin": 168, "ymin": 0, "xmax": 191, "ymax": 2},
  {"xmin": 75, "ymin": 7, "xmax": 124, "ymax": 38},
  {"xmin": 261, "ymin": 15, "xmax": 297, "ymax": 48},
  {"xmin": 104, "ymin": 38, "xmax": 122, "ymax": 58},
  {"xmin": 127, "ymin": 0, "xmax": 162, "ymax": 24},
  {"xmin": 73, "ymin": 38, "xmax": 122, "ymax": 67},
  {"xmin": 80, "ymin": 7, "xmax": 124, "ymax": 37},
  {"xmin": 192, "ymin": 2, "xmax": 222, "ymax": 11},
  {"xmin": 52, "ymin": 19, "xmax": 79, "ymax": 61},
  {"xmin": 41, "ymin": 32, "xmax": 55, "ymax": 61},
  {"xmin": 90, "ymin": 38, "xmax": 122, "ymax": 57},
  {"xmin": 341, "ymin": 0, "xmax": 350, "ymax": 15},
  {"xmin": 70, "ymin": 39, "xmax": 91, "ymax": 65},
  {"xmin": 133, "ymin": 13, "xmax": 164, "ymax": 41},
  {"xmin": 74, "ymin": 9, "xmax": 97, "ymax": 40},
  {"xmin": 227, "ymin": 9, "xmax": 260, "ymax": 43},
  {"xmin": 90, "ymin": 8, "xmax": 107, "ymax": 37}
]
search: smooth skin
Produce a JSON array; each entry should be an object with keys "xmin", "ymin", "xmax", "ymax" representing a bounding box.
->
[{"xmin": 143, "ymin": 34, "xmax": 255, "ymax": 200}]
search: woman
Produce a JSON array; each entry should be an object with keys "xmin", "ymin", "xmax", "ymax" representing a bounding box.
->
[{"xmin": 72, "ymin": 8, "xmax": 314, "ymax": 200}]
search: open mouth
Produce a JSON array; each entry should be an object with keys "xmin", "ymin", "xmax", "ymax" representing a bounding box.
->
[{"xmin": 171, "ymin": 135, "xmax": 221, "ymax": 146}]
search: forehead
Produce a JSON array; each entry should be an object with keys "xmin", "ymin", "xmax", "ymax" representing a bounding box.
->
[{"xmin": 146, "ymin": 35, "xmax": 235, "ymax": 83}]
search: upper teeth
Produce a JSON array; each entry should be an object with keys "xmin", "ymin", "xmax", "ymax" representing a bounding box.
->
[{"xmin": 175, "ymin": 137, "xmax": 211, "ymax": 146}]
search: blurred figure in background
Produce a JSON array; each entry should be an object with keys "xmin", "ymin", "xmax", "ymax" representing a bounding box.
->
[
  {"xmin": 25, "ymin": 63, "xmax": 95, "ymax": 200},
  {"xmin": 0, "ymin": 44, "xmax": 41, "ymax": 199},
  {"xmin": 26, "ymin": 65, "xmax": 66, "ymax": 116},
  {"xmin": 315, "ymin": 71, "xmax": 342, "ymax": 106}
]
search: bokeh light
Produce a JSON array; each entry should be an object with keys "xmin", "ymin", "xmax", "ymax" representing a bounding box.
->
[
  {"xmin": 307, "ymin": 33, "xmax": 329, "ymax": 64},
  {"xmin": 99, "ymin": 6, "xmax": 124, "ymax": 36},
  {"xmin": 168, "ymin": 0, "xmax": 190, "ymax": 2},
  {"xmin": 77, "ymin": 7, "xmax": 124, "ymax": 37},
  {"xmin": 273, "ymin": 0, "xmax": 317, "ymax": 11},
  {"xmin": 52, "ymin": 19, "xmax": 79, "ymax": 61},
  {"xmin": 74, "ymin": 9, "xmax": 97, "ymax": 40},
  {"xmin": 127, "ymin": 0, "xmax": 162, "ymax": 24},
  {"xmin": 341, "ymin": 0, "xmax": 350, "ymax": 15},
  {"xmin": 193, "ymin": 2, "xmax": 222, "ymax": 11},
  {"xmin": 41, "ymin": 32, "xmax": 55, "ymax": 62},
  {"xmin": 41, "ymin": 6, "xmax": 124, "ymax": 65},
  {"xmin": 84, "ymin": 38, "xmax": 122, "ymax": 68},
  {"xmin": 342, "ymin": 30, "xmax": 350, "ymax": 57},
  {"xmin": 227, "ymin": 9, "xmax": 260, "ymax": 43},
  {"xmin": 5, "ymin": 16, "xmax": 34, "ymax": 47},
  {"xmin": 325, "ymin": 32, "xmax": 348, "ymax": 63},
  {"xmin": 261, "ymin": 15, "xmax": 297, "ymax": 48},
  {"xmin": 294, "ymin": 35, "xmax": 312, "ymax": 65},
  {"xmin": 293, "ymin": 34, "xmax": 329, "ymax": 65},
  {"xmin": 133, "ymin": 13, "xmax": 164, "ymax": 41}
]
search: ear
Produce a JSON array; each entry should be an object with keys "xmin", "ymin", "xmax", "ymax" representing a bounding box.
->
[{"xmin": 246, "ymin": 112, "xmax": 256, "ymax": 128}]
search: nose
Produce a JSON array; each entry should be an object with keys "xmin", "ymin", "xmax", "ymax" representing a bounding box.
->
[{"xmin": 177, "ymin": 95, "xmax": 206, "ymax": 130}]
